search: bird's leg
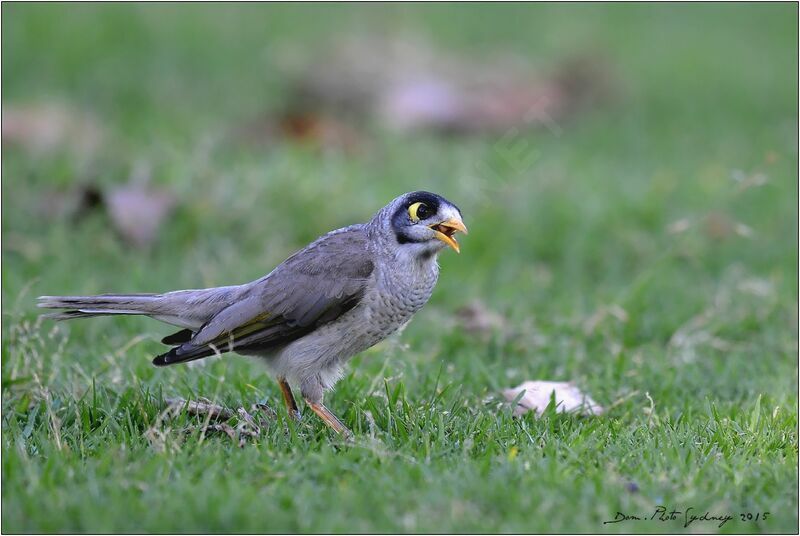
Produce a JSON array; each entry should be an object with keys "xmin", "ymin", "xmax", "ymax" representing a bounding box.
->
[
  {"xmin": 277, "ymin": 378, "xmax": 302, "ymax": 421},
  {"xmin": 304, "ymin": 399, "xmax": 352, "ymax": 438},
  {"xmin": 301, "ymin": 377, "xmax": 352, "ymax": 437}
]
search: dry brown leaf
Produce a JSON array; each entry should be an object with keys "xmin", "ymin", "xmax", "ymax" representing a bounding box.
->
[
  {"xmin": 2, "ymin": 103, "xmax": 103, "ymax": 157},
  {"xmin": 165, "ymin": 397, "xmax": 276, "ymax": 446},
  {"xmin": 704, "ymin": 212, "xmax": 735, "ymax": 240},
  {"xmin": 34, "ymin": 173, "xmax": 175, "ymax": 249},
  {"xmin": 36, "ymin": 183, "xmax": 104, "ymax": 222},
  {"xmin": 455, "ymin": 300, "xmax": 507, "ymax": 336},
  {"xmin": 281, "ymin": 36, "xmax": 616, "ymax": 135},
  {"xmin": 232, "ymin": 112, "xmax": 362, "ymax": 152},
  {"xmin": 165, "ymin": 397, "xmax": 234, "ymax": 420},
  {"xmin": 105, "ymin": 180, "xmax": 176, "ymax": 249}
]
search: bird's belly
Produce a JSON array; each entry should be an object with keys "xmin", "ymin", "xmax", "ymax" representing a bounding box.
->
[
  {"xmin": 272, "ymin": 266, "xmax": 438, "ymax": 388},
  {"xmin": 356, "ymin": 289, "xmax": 427, "ymax": 348}
]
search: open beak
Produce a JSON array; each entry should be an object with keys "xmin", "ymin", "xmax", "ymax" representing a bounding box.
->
[{"xmin": 429, "ymin": 217, "xmax": 468, "ymax": 253}]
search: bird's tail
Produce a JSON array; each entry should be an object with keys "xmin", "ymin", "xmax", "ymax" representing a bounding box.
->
[
  {"xmin": 37, "ymin": 294, "xmax": 164, "ymax": 321},
  {"xmin": 37, "ymin": 286, "xmax": 245, "ymax": 330}
]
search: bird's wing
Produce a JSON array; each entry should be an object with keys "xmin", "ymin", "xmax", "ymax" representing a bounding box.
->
[{"xmin": 153, "ymin": 226, "xmax": 374, "ymax": 366}]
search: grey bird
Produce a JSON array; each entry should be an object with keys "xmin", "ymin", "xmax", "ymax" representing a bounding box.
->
[{"xmin": 38, "ymin": 191, "xmax": 467, "ymax": 436}]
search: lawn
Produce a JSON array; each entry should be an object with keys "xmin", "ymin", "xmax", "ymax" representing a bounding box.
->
[{"xmin": 2, "ymin": 3, "xmax": 798, "ymax": 533}]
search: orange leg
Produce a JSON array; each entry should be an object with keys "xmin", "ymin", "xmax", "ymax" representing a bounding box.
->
[
  {"xmin": 278, "ymin": 378, "xmax": 302, "ymax": 421},
  {"xmin": 305, "ymin": 399, "xmax": 352, "ymax": 438}
]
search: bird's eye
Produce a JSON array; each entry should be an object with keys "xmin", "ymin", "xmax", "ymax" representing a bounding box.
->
[{"xmin": 408, "ymin": 202, "xmax": 430, "ymax": 222}]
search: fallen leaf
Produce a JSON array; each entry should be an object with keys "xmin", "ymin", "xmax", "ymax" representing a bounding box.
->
[
  {"xmin": 105, "ymin": 177, "xmax": 176, "ymax": 249},
  {"xmin": 455, "ymin": 300, "xmax": 507, "ymax": 336},
  {"xmin": 270, "ymin": 36, "xmax": 617, "ymax": 136},
  {"xmin": 165, "ymin": 397, "xmax": 276, "ymax": 446},
  {"xmin": 583, "ymin": 304, "xmax": 628, "ymax": 335},
  {"xmin": 207, "ymin": 422, "xmax": 237, "ymax": 440},
  {"xmin": 503, "ymin": 380, "xmax": 604, "ymax": 417},
  {"xmin": 2, "ymin": 102, "xmax": 103, "ymax": 158},
  {"xmin": 704, "ymin": 211, "xmax": 734, "ymax": 240},
  {"xmin": 34, "ymin": 174, "xmax": 174, "ymax": 249},
  {"xmin": 165, "ymin": 397, "xmax": 234, "ymax": 420},
  {"xmin": 232, "ymin": 112, "xmax": 363, "ymax": 152},
  {"xmin": 36, "ymin": 183, "xmax": 104, "ymax": 222},
  {"xmin": 667, "ymin": 218, "xmax": 691, "ymax": 234}
]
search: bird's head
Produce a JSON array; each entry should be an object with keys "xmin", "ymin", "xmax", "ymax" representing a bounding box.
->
[{"xmin": 379, "ymin": 191, "xmax": 468, "ymax": 256}]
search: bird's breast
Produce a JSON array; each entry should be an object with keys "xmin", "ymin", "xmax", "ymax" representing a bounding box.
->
[
  {"xmin": 358, "ymin": 260, "xmax": 439, "ymax": 341},
  {"xmin": 274, "ymin": 259, "xmax": 439, "ymax": 383}
]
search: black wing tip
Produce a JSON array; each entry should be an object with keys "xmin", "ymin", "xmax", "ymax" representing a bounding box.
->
[
  {"xmin": 152, "ymin": 344, "xmax": 216, "ymax": 367},
  {"xmin": 152, "ymin": 348, "xmax": 178, "ymax": 367},
  {"xmin": 161, "ymin": 328, "xmax": 194, "ymax": 345}
]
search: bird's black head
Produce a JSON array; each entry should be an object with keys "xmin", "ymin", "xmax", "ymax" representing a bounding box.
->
[{"xmin": 387, "ymin": 191, "xmax": 467, "ymax": 255}]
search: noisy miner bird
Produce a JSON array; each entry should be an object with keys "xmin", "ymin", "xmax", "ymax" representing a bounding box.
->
[{"xmin": 38, "ymin": 191, "xmax": 467, "ymax": 436}]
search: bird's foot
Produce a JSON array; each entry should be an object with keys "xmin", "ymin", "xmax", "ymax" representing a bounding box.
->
[{"xmin": 305, "ymin": 400, "xmax": 353, "ymax": 439}]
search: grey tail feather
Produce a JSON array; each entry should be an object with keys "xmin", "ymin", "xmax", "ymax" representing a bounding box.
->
[
  {"xmin": 37, "ymin": 293, "xmax": 161, "ymax": 320},
  {"xmin": 40, "ymin": 310, "xmax": 144, "ymax": 321}
]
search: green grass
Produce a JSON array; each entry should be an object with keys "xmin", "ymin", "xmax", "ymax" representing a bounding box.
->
[{"xmin": 2, "ymin": 3, "xmax": 798, "ymax": 533}]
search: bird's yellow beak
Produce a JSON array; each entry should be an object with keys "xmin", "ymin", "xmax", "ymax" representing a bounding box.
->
[{"xmin": 429, "ymin": 217, "xmax": 468, "ymax": 253}]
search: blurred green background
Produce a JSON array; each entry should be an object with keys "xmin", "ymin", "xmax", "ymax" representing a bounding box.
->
[{"xmin": 2, "ymin": 3, "xmax": 797, "ymax": 534}]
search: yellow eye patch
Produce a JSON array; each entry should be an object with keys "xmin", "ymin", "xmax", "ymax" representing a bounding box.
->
[{"xmin": 408, "ymin": 202, "xmax": 428, "ymax": 222}]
